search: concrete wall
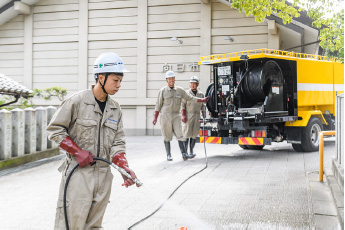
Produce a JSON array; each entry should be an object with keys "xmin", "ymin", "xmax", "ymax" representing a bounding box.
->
[
  {"xmin": 333, "ymin": 93, "xmax": 344, "ymax": 192},
  {"xmin": 0, "ymin": 106, "xmax": 57, "ymax": 166},
  {"xmin": 0, "ymin": 0, "xmax": 319, "ymax": 135}
]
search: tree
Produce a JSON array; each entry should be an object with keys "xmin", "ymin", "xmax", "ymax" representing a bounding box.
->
[
  {"xmin": 227, "ymin": 0, "xmax": 344, "ymax": 60},
  {"xmin": 303, "ymin": 2, "xmax": 343, "ymax": 60},
  {"xmin": 0, "ymin": 87, "xmax": 67, "ymax": 110},
  {"xmin": 34, "ymin": 87, "xmax": 67, "ymax": 101}
]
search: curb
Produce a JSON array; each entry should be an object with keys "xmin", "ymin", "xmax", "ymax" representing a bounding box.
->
[
  {"xmin": 0, "ymin": 148, "xmax": 60, "ymax": 171},
  {"xmin": 325, "ymin": 168, "xmax": 344, "ymax": 229},
  {"xmin": 307, "ymin": 171, "xmax": 341, "ymax": 229}
]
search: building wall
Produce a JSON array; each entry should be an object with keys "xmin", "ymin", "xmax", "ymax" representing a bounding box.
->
[
  {"xmin": 32, "ymin": 0, "xmax": 79, "ymax": 93},
  {"xmin": 0, "ymin": 0, "xmax": 318, "ymax": 135},
  {"xmin": 211, "ymin": 1, "xmax": 268, "ymax": 54},
  {"xmin": 0, "ymin": 15, "xmax": 24, "ymax": 84}
]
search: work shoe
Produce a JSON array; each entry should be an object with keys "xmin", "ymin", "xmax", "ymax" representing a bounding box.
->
[
  {"xmin": 189, "ymin": 138, "xmax": 196, "ymax": 158},
  {"xmin": 178, "ymin": 140, "xmax": 191, "ymax": 161},
  {"xmin": 164, "ymin": 141, "xmax": 173, "ymax": 161},
  {"xmin": 184, "ymin": 139, "xmax": 189, "ymax": 154},
  {"xmin": 182, "ymin": 152, "xmax": 190, "ymax": 161}
]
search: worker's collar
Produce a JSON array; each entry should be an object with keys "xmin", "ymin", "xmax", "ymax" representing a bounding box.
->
[
  {"xmin": 190, "ymin": 88, "xmax": 198, "ymax": 93},
  {"xmin": 188, "ymin": 88, "xmax": 198, "ymax": 93},
  {"xmin": 84, "ymin": 88, "xmax": 117, "ymax": 109},
  {"xmin": 167, "ymin": 85, "xmax": 175, "ymax": 90}
]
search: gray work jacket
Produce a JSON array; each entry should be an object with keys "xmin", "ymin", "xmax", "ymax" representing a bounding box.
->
[
  {"xmin": 47, "ymin": 89, "xmax": 126, "ymax": 161},
  {"xmin": 155, "ymin": 85, "xmax": 198, "ymax": 113}
]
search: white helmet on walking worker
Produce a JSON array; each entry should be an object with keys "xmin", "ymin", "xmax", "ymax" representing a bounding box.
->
[
  {"xmin": 189, "ymin": 76, "xmax": 199, "ymax": 83},
  {"xmin": 165, "ymin": 70, "xmax": 175, "ymax": 79},
  {"xmin": 93, "ymin": 52, "xmax": 129, "ymax": 94}
]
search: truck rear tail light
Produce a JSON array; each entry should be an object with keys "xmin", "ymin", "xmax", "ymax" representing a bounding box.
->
[
  {"xmin": 199, "ymin": 130, "xmax": 210, "ymax": 136},
  {"xmin": 252, "ymin": 130, "xmax": 267, "ymax": 137}
]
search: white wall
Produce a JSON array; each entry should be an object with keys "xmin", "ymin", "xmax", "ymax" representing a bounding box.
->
[
  {"xmin": 88, "ymin": 0, "xmax": 138, "ymax": 99},
  {"xmin": 0, "ymin": 15, "xmax": 24, "ymax": 83},
  {"xmin": 32, "ymin": 0, "xmax": 79, "ymax": 93},
  {"xmin": 147, "ymin": 0, "xmax": 202, "ymax": 99},
  {"xmin": 211, "ymin": 1, "xmax": 268, "ymax": 54}
]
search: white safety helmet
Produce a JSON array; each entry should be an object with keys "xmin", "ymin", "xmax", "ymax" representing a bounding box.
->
[
  {"xmin": 190, "ymin": 76, "xmax": 199, "ymax": 83},
  {"xmin": 165, "ymin": 70, "xmax": 175, "ymax": 79},
  {"xmin": 93, "ymin": 52, "xmax": 129, "ymax": 76},
  {"xmin": 93, "ymin": 52, "xmax": 128, "ymax": 94}
]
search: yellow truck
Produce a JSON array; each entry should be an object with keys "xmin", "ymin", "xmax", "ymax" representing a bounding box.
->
[{"xmin": 198, "ymin": 49, "xmax": 344, "ymax": 152}]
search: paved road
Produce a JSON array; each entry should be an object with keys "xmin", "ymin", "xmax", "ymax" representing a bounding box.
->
[{"xmin": 0, "ymin": 136, "xmax": 338, "ymax": 229}]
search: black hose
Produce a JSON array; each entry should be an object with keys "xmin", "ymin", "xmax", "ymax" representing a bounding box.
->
[
  {"xmin": 127, "ymin": 113, "xmax": 208, "ymax": 230},
  {"xmin": 63, "ymin": 157, "xmax": 113, "ymax": 230},
  {"xmin": 64, "ymin": 137, "xmax": 208, "ymax": 230}
]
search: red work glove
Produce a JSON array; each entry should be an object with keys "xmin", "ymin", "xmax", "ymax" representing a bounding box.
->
[
  {"xmin": 152, "ymin": 111, "xmax": 159, "ymax": 125},
  {"xmin": 197, "ymin": 96, "xmax": 209, "ymax": 103},
  {"xmin": 112, "ymin": 152, "xmax": 138, "ymax": 188},
  {"xmin": 181, "ymin": 109, "xmax": 187, "ymax": 123},
  {"xmin": 59, "ymin": 136, "xmax": 94, "ymax": 167}
]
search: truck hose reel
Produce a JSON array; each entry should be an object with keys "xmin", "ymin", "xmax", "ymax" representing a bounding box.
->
[{"xmin": 241, "ymin": 60, "xmax": 283, "ymax": 107}]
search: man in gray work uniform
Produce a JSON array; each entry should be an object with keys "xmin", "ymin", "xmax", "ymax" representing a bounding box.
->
[
  {"xmin": 47, "ymin": 53, "xmax": 139, "ymax": 229},
  {"xmin": 152, "ymin": 71, "xmax": 209, "ymax": 161},
  {"xmin": 181, "ymin": 76, "xmax": 206, "ymax": 158}
]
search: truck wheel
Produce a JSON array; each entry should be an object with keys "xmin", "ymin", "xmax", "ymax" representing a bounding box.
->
[
  {"xmin": 239, "ymin": 145, "xmax": 249, "ymax": 149},
  {"xmin": 301, "ymin": 117, "xmax": 323, "ymax": 152},
  {"xmin": 292, "ymin": 143, "xmax": 304, "ymax": 152},
  {"xmin": 247, "ymin": 145, "xmax": 264, "ymax": 150}
]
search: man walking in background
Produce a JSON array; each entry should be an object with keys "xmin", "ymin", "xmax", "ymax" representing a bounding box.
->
[
  {"xmin": 181, "ymin": 76, "xmax": 206, "ymax": 158},
  {"xmin": 152, "ymin": 71, "xmax": 208, "ymax": 161}
]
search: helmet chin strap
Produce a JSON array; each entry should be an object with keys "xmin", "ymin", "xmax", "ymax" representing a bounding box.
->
[{"xmin": 99, "ymin": 73, "xmax": 109, "ymax": 95}]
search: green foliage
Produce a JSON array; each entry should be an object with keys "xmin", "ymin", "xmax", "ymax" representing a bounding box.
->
[
  {"xmin": 34, "ymin": 87, "xmax": 67, "ymax": 101},
  {"xmin": 0, "ymin": 95, "xmax": 34, "ymax": 110},
  {"xmin": 227, "ymin": 0, "xmax": 344, "ymax": 60},
  {"xmin": 307, "ymin": 6, "xmax": 344, "ymax": 61},
  {"xmin": 228, "ymin": 0, "xmax": 300, "ymax": 24},
  {"xmin": 0, "ymin": 87, "xmax": 67, "ymax": 110}
]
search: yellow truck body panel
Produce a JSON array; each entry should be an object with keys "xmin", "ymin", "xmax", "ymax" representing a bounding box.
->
[{"xmin": 200, "ymin": 49, "xmax": 344, "ymax": 127}]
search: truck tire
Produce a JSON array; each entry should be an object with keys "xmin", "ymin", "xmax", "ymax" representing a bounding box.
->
[
  {"xmin": 239, "ymin": 145, "xmax": 249, "ymax": 149},
  {"xmin": 301, "ymin": 117, "xmax": 323, "ymax": 152},
  {"xmin": 292, "ymin": 143, "xmax": 304, "ymax": 152},
  {"xmin": 247, "ymin": 145, "xmax": 264, "ymax": 150}
]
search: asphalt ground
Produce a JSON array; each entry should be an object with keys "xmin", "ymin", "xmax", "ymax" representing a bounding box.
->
[{"xmin": 0, "ymin": 136, "xmax": 340, "ymax": 230}]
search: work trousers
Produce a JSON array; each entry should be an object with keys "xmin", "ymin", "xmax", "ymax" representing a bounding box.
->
[
  {"xmin": 54, "ymin": 157, "xmax": 113, "ymax": 230},
  {"xmin": 182, "ymin": 112, "xmax": 201, "ymax": 139},
  {"xmin": 160, "ymin": 112, "xmax": 186, "ymax": 142}
]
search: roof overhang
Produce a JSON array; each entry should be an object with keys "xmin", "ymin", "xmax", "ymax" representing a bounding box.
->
[
  {"xmin": 0, "ymin": 0, "xmax": 40, "ymax": 27},
  {"xmin": 0, "ymin": 73, "xmax": 33, "ymax": 97}
]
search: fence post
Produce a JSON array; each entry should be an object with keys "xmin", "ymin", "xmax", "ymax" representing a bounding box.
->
[
  {"xmin": 46, "ymin": 106, "xmax": 57, "ymax": 148},
  {"xmin": 0, "ymin": 109, "xmax": 12, "ymax": 160},
  {"xmin": 11, "ymin": 108, "xmax": 25, "ymax": 157},
  {"xmin": 24, "ymin": 108, "xmax": 36, "ymax": 154},
  {"xmin": 336, "ymin": 94, "xmax": 344, "ymax": 168},
  {"xmin": 36, "ymin": 107, "xmax": 47, "ymax": 151}
]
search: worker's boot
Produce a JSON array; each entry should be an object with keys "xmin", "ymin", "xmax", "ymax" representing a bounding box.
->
[
  {"xmin": 164, "ymin": 141, "xmax": 173, "ymax": 161},
  {"xmin": 184, "ymin": 139, "xmax": 189, "ymax": 154},
  {"xmin": 189, "ymin": 138, "xmax": 196, "ymax": 158},
  {"xmin": 178, "ymin": 140, "xmax": 190, "ymax": 161}
]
